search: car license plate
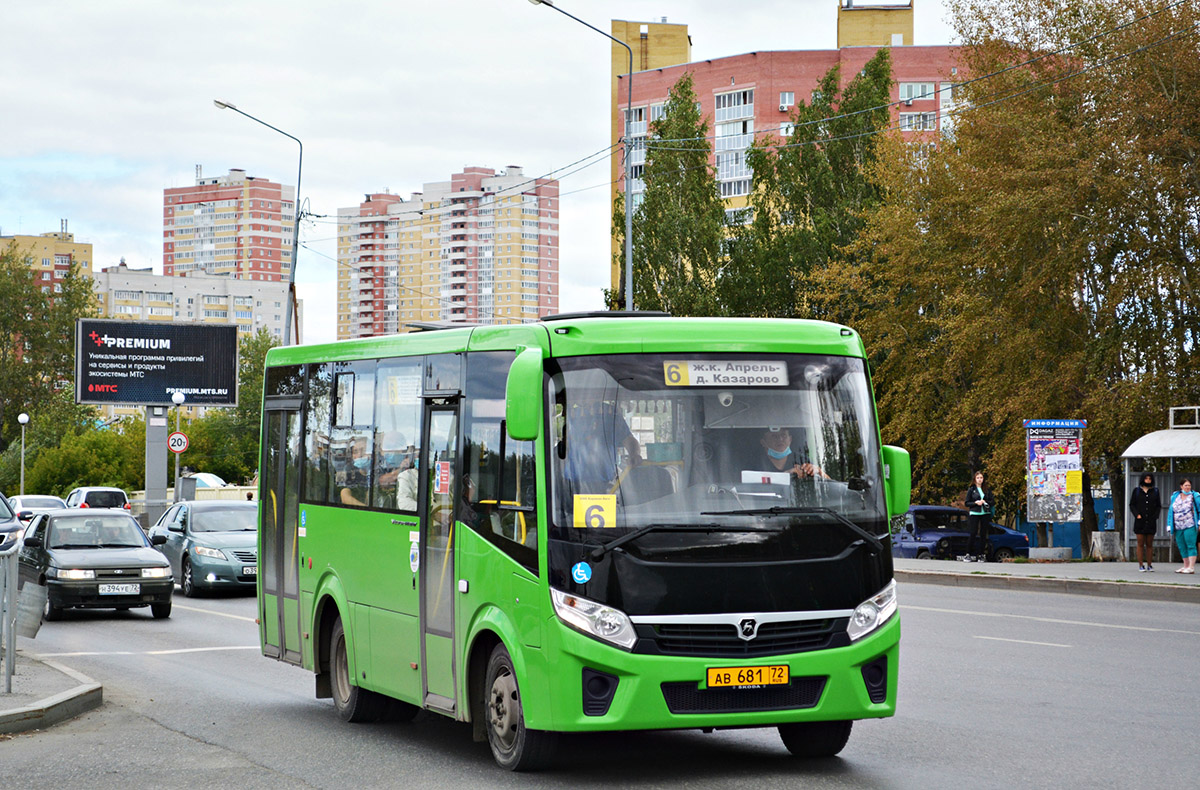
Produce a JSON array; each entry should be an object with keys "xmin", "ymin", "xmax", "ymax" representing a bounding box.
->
[
  {"xmin": 706, "ymin": 665, "xmax": 790, "ymax": 688},
  {"xmin": 98, "ymin": 583, "xmax": 140, "ymax": 595},
  {"xmin": 242, "ymin": 566, "xmax": 257, "ymax": 575}
]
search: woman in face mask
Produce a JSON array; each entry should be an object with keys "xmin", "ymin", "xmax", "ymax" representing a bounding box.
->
[
  {"xmin": 1128, "ymin": 473, "xmax": 1160, "ymax": 571},
  {"xmin": 757, "ymin": 428, "xmax": 829, "ymax": 480},
  {"xmin": 1167, "ymin": 478, "xmax": 1199, "ymax": 574}
]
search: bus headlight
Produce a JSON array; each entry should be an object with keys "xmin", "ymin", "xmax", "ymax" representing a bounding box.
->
[
  {"xmin": 847, "ymin": 580, "xmax": 898, "ymax": 642},
  {"xmin": 551, "ymin": 588, "xmax": 637, "ymax": 650}
]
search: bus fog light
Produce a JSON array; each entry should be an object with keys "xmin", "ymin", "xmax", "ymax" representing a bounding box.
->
[
  {"xmin": 551, "ymin": 588, "xmax": 637, "ymax": 650},
  {"xmin": 847, "ymin": 580, "xmax": 897, "ymax": 642}
]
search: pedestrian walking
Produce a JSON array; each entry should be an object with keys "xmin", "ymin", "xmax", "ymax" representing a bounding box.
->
[
  {"xmin": 962, "ymin": 471, "xmax": 995, "ymax": 562},
  {"xmin": 1167, "ymin": 478, "xmax": 1198, "ymax": 574},
  {"xmin": 1129, "ymin": 472, "xmax": 1160, "ymax": 572}
]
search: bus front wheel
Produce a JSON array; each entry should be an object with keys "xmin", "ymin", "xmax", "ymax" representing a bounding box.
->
[
  {"xmin": 778, "ymin": 720, "xmax": 853, "ymax": 758},
  {"xmin": 329, "ymin": 617, "xmax": 387, "ymax": 723},
  {"xmin": 484, "ymin": 643, "xmax": 555, "ymax": 771}
]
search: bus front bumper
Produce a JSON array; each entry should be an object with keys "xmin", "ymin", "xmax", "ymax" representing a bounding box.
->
[{"xmin": 529, "ymin": 613, "xmax": 900, "ymax": 732}]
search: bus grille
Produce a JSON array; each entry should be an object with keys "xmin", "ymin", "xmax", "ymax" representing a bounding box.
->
[
  {"xmin": 636, "ymin": 619, "xmax": 846, "ymax": 658},
  {"xmin": 661, "ymin": 677, "xmax": 826, "ymax": 714}
]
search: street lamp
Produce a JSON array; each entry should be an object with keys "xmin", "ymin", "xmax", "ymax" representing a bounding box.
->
[
  {"xmin": 17, "ymin": 413, "xmax": 28, "ymax": 496},
  {"xmin": 528, "ymin": 0, "xmax": 635, "ymax": 311},
  {"xmin": 213, "ymin": 99, "xmax": 303, "ymax": 344},
  {"xmin": 171, "ymin": 392, "xmax": 185, "ymax": 502}
]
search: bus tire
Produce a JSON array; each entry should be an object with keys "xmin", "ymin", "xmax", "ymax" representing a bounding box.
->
[
  {"xmin": 778, "ymin": 720, "xmax": 853, "ymax": 758},
  {"xmin": 329, "ymin": 617, "xmax": 387, "ymax": 723},
  {"xmin": 484, "ymin": 643, "xmax": 555, "ymax": 771}
]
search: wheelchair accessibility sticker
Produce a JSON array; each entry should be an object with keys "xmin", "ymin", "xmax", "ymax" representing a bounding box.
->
[{"xmin": 571, "ymin": 562, "xmax": 592, "ymax": 584}]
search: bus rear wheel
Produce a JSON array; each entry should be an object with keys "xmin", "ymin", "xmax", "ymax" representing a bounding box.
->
[
  {"xmin": 484, "ymin": 643, "xmax": 555, "ymax": 771},
  {"xmin": 778, "ymin": 720, "xmax": 853, "ymax": 758},
  {"xmin": 329, "ymin": 617, "xmax": 387, "ymax": 722}
]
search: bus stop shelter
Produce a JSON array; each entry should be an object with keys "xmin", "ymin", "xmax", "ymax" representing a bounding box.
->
[{"xmin": 1119, "ymin": 407, "xmax": 1200, "ymax": 563}]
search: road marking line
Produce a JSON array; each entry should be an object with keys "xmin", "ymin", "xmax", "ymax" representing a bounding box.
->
[
  {"xmin": 906, "ymin": 604, "xmax": 1200, "ymax": 636},
  {"xmin": 173, "ymin": 603, "xmax": 256, "ymax": 622},
  {"xmin": 974, "ymin": 635, "xmax": 1070, "ymax": 648},
  {"xmin": 38, "ymin": 646, "xmax": 259, "ymax": 658}
]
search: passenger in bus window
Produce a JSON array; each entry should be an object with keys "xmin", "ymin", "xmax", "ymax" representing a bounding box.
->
[
  {"xmin": 338, "ymin": 438, "xmax": 371, "ymax": 506},
  {"xmin": 564, "ymin": 398, "xmax": 641, "ymax": 493},
  {"xmin": 376, "ymin": 433, "xmax": 418, "ymax": 511},
  {"xmin": 752, "ymin": 428, "xmax": 829, "ymax": 481}
]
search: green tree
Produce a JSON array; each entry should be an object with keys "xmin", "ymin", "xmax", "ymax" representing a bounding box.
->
[
  {"xmin": 725, "ymin": 48, "xmax": 894, "ymax": 318},
  {"xmin": 613, "ymin": 72, "xmax": 726, "ymax": 315},
  {"xmin": 24, "ymin": 418, "xmax": 144, "ymax": 498},
  {"xmin": 0, "ymin": 246, "xmax": 97, "ymax": 454}
]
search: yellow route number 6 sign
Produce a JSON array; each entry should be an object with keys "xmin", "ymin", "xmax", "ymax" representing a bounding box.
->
[{"xmin": 573, "ymin": 495, "xmax": 617, "ymax": 529}]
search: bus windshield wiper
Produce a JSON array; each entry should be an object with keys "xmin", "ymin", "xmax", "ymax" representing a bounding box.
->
[
  {"xmin": 589, "ymin": 523, "xmax": 762, "ymax": 562},
  {"xmin": 699, "ymin": 506, "xmax": 884, "ymax": 551}
]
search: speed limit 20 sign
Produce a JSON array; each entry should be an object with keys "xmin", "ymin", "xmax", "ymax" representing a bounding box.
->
[{"xmin": 168, "ymin": 431, "xmax": 189, "ymax": 454}]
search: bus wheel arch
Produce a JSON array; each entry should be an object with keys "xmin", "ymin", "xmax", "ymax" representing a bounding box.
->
[
  {"xmin": 467, "ymin": 629, "xmax": 503, "ymax": 743},
  {"xmin": 314, "ymin": 594, "xmax": 343, "ymax": 699}
]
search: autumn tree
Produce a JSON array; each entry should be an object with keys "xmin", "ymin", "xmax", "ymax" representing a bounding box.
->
[{"xmin": 821, "ymin": 0, "xmax": 1200, "ymax": 522}]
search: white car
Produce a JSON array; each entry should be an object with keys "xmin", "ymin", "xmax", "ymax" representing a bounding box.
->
[{"xmin": 9, "ymin": 495, "xmax": 68, "ymax": 523}]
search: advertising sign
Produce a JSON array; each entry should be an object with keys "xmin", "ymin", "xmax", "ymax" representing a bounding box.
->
[
  {"xmin": 75, "ymin": 319, "xmax": 238, "ymax": 406},
  {"xmin": 1024, "ymin": 419, "xmax": 1087, "ymax": 523}
]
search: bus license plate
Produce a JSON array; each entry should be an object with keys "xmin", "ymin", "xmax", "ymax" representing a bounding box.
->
[
  {"xmin": 243, "ymin": 566, "xmax": 257, "ymax": 575},
  {"xmin": 98, "ymin": 583, "xmax": 140, "ymax": 595},
  {"xmin": 706, "ymin": 665, "xmax": 790, "ymax": 688}
]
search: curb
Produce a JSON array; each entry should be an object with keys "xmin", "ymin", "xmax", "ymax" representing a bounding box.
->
[
  {"xmin": 895, "ymin": 569, "xmax": 1200, "ymax": 604},
  {"xmin": 0, "ymin": 658, "xmax": 103, "ymax": 735}
]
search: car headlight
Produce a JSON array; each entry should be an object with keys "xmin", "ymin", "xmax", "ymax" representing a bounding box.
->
[
  {"xmin": 550, "ymin": 588, "xmax": 637, "ymax": 650},
  {"xmin": 141, "ymin": 567, "xmax": 172, "ymax": 578},
  {"xmin": 193, "ymin": 545, "xmax": 226, "ymax": 560},
  {"xmin": 56, "ymin": 568, "xmax": 96, "ymax": 580},
  {"xmin": 847, "ymin": 580, "xmax": 898, "ymax": 642}
]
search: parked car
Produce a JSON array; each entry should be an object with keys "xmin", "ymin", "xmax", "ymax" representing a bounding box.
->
[
  {"xmin": 64, "ymin": 486, "xmax": 131, "ymax": 511},
  {"xmin": 148, "ymin": 500, "xmax": 258, "ymax": 596},
  {"xmin": 17, "ymin": 509, "xmax": 172, "ymax": 620},
  {"xmin": 9, "ymin": 495, "xmax": 68, "ymax": 523},
  {"xmin": 891, "ymin": 505, "xmax": 1030, "ymax": 561}
]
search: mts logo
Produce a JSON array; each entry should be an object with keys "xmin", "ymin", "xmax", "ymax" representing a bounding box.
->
[{"xmin": 88, "ymin": 384, "xmax": 118, "ymax": 393}]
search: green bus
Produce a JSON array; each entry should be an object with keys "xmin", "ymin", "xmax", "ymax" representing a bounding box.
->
[{"xmin": 257, "ymin": 314, "xmax": 910, "ymax": 770}]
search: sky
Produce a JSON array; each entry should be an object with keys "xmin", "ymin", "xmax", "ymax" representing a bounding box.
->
[{"xmin": 1, "ymin": 1, "xmax": 955, "ymax": 345}]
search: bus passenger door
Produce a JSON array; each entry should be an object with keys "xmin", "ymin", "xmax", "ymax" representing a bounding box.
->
[
  {"xmin": 261, "ymin": 405, "xmax": 303, "ymax": 665},
  {"xmin": 420, "ymin": 402, "xmax": 459, "ymax": 712}
]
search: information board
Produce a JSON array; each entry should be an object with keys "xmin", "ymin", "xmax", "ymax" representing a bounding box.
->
[{"xmin": 1024, "ymin": 419, "xmax": 1086, "ymax": 523}]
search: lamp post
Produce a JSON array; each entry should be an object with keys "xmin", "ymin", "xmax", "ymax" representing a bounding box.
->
[
  {"xmin": 528, "ymin": 0, "xmax": 634, "ymax": 311},
  {"xmin": 213, "ymin": 99, "xmax": 303, "ymax": 344},
  {"xmin": 17, "ymin": 413, "xmax": 28, "ymax": 496},
  {"xmin": 171, "ymin": 392, "xmax": 185, "ymax": 502}
]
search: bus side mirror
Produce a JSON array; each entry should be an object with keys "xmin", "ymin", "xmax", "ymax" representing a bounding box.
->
[
  {"xmin": 881, "ymin": 445, "xmax": 911, "ymax": 518},
  {"xmin": 506, "ymin": 346, "xmax": 543, "ymax": 441}
]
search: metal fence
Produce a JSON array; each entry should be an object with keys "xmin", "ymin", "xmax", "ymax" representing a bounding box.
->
[{"xmin": 1, "ymin": 524, "xmax": 20, "ymax": 692}]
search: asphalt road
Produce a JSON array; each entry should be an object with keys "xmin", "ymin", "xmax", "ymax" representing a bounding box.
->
[{"xmin": 4, "ymin": 583, "xmax": 1196, "ymax": 789}]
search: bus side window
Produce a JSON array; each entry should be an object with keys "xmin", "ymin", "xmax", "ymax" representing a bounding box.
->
[
  {"xmin": 328, "ymin": 361, "xmax": 376, "ymax": 508},
  {"xmin": 372, "ymin": 358, "xmax": 424, "ymax": 512},
  {"xmin": 303, "ymin": 363, "xmax": 332, "ymax": 504}
]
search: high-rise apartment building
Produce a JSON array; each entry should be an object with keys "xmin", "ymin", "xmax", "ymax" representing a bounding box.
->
[
  {"xmin": 336, "ymin": 166, "xmax": 559, "ymax": 338},
  {"xmin": 608, "ymin": 1, "xmax": 960, "ymax": 293},
  {"xmin": 0, "ymin": 221, "xmax": 93, "ymax": 292},
  {"xmin": 163, "ymin": 166, "xmax": 295, "ymax": 281}
]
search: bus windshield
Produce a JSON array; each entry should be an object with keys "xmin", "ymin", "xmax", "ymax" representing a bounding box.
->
[{"xmin": 547, "ymin": 352, "xmax": 886, "ymax": 560}]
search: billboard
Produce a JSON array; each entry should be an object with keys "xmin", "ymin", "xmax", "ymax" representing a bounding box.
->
[
  {"xmin": 1024, "ymin": 419, "xmax": 1087, "ymax": 523},
  {"xmin": 75, "ymin": 319, "xmax": 238, "ymax": 406}
]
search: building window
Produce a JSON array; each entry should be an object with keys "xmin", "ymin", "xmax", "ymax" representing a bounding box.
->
[
  {"xmin": 779, "ymin": 91, "xmax": 794, "ymax": 109},
  {"xmin": 114, "ymin": 290, "xmax": 142, "ymax": 300},
  {"xmin": 899, "ymin": 82, "xmax": 937, "ymax": 102},
  {"xmin": 715, "ymin": 89, "xmax": 754, "ymax": 122},
  {"xmin": 899, "ymin": 112, "xmax": 937, "ymax": 132}
]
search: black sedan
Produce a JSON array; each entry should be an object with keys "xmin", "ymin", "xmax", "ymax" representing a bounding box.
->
[{"xmin": 18, "ymin": 509, "xmax": 174, "ymax": 620}]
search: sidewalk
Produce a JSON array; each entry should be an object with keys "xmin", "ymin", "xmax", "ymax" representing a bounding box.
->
[
  {"xmin": 0, "ymin": 648, "xmax": 101, "ymax": 736},
  {"xmin": 895, "ymin": 557, "xmax": 1200, "ymax": 603}
]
